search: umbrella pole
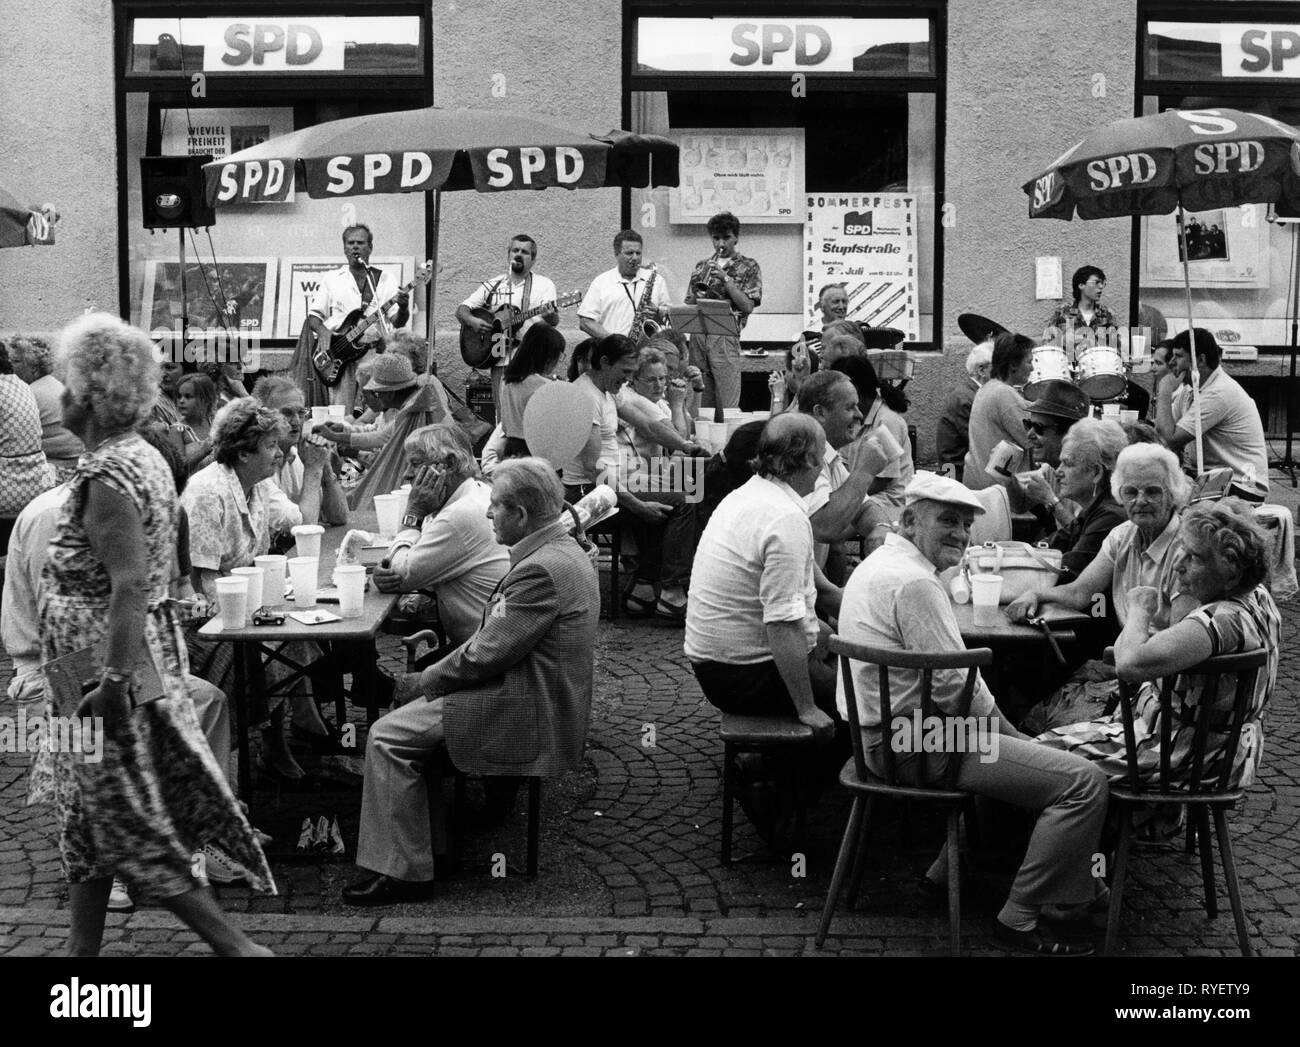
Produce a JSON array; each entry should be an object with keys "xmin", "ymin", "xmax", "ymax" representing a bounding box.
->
[
  {"xmin": 1176, "ymin": 196, "xmax": 1204, "ymax": 474},
  {"xmin": 425, "ymin": 189, "xmax": 441, "ymax": 375}
]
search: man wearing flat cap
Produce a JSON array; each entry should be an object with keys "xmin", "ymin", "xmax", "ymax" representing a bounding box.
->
[{"xmin": 836, "ymin": 471, "xmax": 1108, "ymax": 956}]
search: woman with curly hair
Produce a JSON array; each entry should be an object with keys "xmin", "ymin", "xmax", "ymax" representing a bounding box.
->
[
  {"xmin": 1037, "ymin": 499, "xmax": 1281, "ymax": 789},
  {"xmin": 42, "ymin": 313, "xmax": 272, "ymax": 956},
  {"xmin": 5, "ymin": 333, "xmax": 83, "ymax": 470},
  {"xmin": 0, "ymin": 338, "xmax": 57, "ymax": 514}
]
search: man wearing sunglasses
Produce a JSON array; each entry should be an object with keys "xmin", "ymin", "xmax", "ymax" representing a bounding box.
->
[{"xmin": 1019, "ymin": 380, "xmax": 1089, "ymax": 535}]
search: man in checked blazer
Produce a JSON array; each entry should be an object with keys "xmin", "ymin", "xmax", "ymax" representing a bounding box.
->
[{"xmin": 345, "ymin": 458, "xmax": 600, "ymax": 905}]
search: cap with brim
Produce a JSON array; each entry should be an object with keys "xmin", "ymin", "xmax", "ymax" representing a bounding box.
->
[
  {"xmin": 957, "ymin": 312, "xmax": 1008, "ymax": 345},
  {"xmin": 364, "ymin": 353, "xmax": 418, "ymax": 392},
  {"xmin": 904, "ymin": 471, "xmax": 986, "ymax": 514},
  {"xmin": 1025, "ymin": 379, "xmax": 1088, "ymax": 422}
]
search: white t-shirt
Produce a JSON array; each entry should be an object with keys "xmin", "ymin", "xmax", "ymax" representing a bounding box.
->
[
  {"xmin": 308, "ymin": 265, "xmax": 402, "ymax": 342},
  {"xmin": 1175, "ymin": 367, "xmax": 1269, "ymax": 496},
  {"xmin": 579, "ymin": 266, "xmax": 670, "ymax": 335},
  {"xmin": 685, "ymin": 474, "xmax": 818, "ymax": 664},
  {"xmin": 461, "ymin": 271, "xmax": 559, "ymax": 365},
  {"xmin": 561, "ymin": 373, "xmax": 620, "ymax": 486}
]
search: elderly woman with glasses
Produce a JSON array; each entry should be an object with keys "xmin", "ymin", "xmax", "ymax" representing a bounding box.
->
[
  {"xmin": 1037, "ymin": 499, "xmax": 1281, "ymax": 789},
  {"xmin": 41, "ymin": 315, "xmax": 272, "ymax": 956},
  {"xmin": 1007, "ymin": 443, "xmax": 1198, "ymax": 630}
]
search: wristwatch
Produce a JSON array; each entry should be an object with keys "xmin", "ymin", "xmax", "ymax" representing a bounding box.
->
[{"xmin": 401, "ymin": 513, "xmax": 422, "ymax": 530}]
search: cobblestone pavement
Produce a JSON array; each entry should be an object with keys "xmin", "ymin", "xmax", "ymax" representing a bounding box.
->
[{"xmin": 3, "ymin": 483, "xmax": 1299, "ymax": 957}]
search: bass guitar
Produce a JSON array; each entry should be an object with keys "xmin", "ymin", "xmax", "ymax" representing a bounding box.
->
[
  {"xmin": 312, "ymin": 260, "xmax": 434, "ymax": 386},
  {"xmin": 459, "ymin": 290, "xmax": 582, "ymax": 368}
]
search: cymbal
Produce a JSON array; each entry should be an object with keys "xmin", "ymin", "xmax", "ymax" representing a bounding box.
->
[
  {"xmin": 957, "ymin": 312, "xmax": 1008, "ymax": 344},
  {"xmin": 859, "ymin": 326, "xmax": 905, "ymax": 349}
]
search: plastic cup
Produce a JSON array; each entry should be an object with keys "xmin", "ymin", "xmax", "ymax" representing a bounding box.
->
[
  {"xmin": 1119, "ymin": 410, "xmax": 1139, "ymax": 425},
  {"xmin": 985, "ymin": 440, "xmax": 1022, "ymax": 479},
  {"xmin": 253, "ymin": 554, "xmax": 287, "ymax": 606},
  {"xmin": 288, "ymin": 556, "xmax": 318, "ymax": 609},
  {"xmin": 334, "ymin": 564, "xmax": 366, "ymax": 619},
  {"xmin": 291, "ymin": 523, "xmax": 324, "ymax": 560},
  {"xmin": 311, "ymin": 406, "xmax": 330, "ymax": 424},
  {"xmin": 230, "ymin": 566, "xmax": 264, "ymax": 622},
  {"xmin": 374, "ymin": 493, "xmax": 401, "ymax": 539},
  {"xmin": 327, "ymin": 404, "xmax": 346, "ymax": 420},
  {"xmin": 970, "ymin": 574, "xmax": 1003, "ymax": 627},
  {"xmin": 868, "ymin": 425, "xmax": 904, "ymax": 462},
  {"xmin": 390, "ymin": 488, "xmax": 410, "ymax": 522},
  {"xmin": 215, "ymin": 576, "xmax": 249, "ymax": 631}
]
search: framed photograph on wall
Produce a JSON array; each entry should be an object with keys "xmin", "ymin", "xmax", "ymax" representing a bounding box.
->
[
  {"xmin": 139, "ymin": 258, "xmax": 277, "ymax": 336},
  {"xmin": 274, "ymin": 257, "xmax": 411, "ymax": 339},
  {"xmin": 669, "ymin": 129, "xmax": 805, "ymax": 224},
  {"xmin": 1142, "ymin": 205, "xmax": 1269, "ymax": 288}
]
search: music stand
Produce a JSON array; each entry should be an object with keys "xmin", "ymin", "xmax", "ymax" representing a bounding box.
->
[{"xmin": 668, "ymin": 300, "xmax": 739, "ymax": 341}]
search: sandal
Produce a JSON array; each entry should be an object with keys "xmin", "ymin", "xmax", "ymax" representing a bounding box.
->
[
  {"xmin": 993, "ymin": 919, "xmax": 1094, "ymax": 956},
  {"xmin": 621, "ymin": 589, "xmax": 657, "ymax": 617},
  {"xmin": 654, "ymin": 597, "xmax": 687, "ymax": 622}
]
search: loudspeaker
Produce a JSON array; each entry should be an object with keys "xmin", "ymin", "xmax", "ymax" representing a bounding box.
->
[{"xmin": 140, "ymin": 155, "xmax": 215, "ymax": 229}]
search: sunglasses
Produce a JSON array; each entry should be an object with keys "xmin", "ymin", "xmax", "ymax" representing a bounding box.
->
[{"xmin": 1025, "ymin": 420, "xmax": 1058, "ymax": 436}]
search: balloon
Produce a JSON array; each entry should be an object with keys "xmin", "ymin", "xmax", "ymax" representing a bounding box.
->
[{"xmin": 522, "ymin": 381, "xmax": 593, "ymax": 470}]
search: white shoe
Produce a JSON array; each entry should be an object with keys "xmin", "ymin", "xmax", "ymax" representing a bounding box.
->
[
  {"xmin": 196, "ymin": 845, "xmax": 247, "ymax": 886},
  {"xmin": 107, "ymin": 879, "xmax": 135, "ymax": 913},
  {"xmin": 296, "ymin": 817, "xmax": 315, "ymax": 850},
  {"xmin": 329, "ymin": 816, "xmax": 346, "ymax": 855}
]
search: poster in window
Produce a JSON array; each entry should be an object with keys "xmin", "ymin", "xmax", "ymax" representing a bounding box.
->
[
  {"xmin": 670, "ymin": 130, "xmax": 804, "ymax": 224},
  {"xmin": 140, "ymin": 258, "xmax": 277, "ymax": 337},
  {"xmin": 1142, "ymin": 206, "xmax": 1269, "ymax": 288},
  {"xmin": 804, "ymin": 193, "xmax": 919, "ymax": 339},
  {"xmin": 161, "ymin": 107, "xmax": 295, "ymax": 201},
  {"xmin": 275, "ymin": 257, "xmax": 411, "ymax": 339}
]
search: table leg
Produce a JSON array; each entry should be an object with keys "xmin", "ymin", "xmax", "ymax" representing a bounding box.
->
[{"xmin": 233, "ymin": 641, "xmax": 251, "ymax": 802}]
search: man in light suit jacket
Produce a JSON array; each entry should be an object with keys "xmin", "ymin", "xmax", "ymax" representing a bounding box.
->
[{"xmin": 344, "ymin": 458, "xmax": 600, "ymax": 905}]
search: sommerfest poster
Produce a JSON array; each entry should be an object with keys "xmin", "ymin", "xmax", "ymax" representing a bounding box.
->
[{"xmin": 804, "ymin": 192, "xmax": 919, "ymax": 339}]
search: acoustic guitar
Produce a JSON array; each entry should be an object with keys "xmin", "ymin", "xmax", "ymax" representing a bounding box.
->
[
  {"xmin": 312, "ymin": 261, "xmax": 434, "ymax": 386},
  {"xmin": 459, "ymin": 290, "xmax": 582, "ymax": 368}
]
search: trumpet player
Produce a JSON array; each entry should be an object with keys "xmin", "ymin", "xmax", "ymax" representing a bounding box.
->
[
  {"xmin": 684, "ymin": 211, "xmax": 762, "ymax": 409},
  {"xmin": 578, "ymin": 229, "xmax": 670, "ymax": 342}
]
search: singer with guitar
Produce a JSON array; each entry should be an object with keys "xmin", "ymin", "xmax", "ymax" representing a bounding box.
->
[
  {"xmin": 306, "ymin": 224, "xmax": 411, "ymax": 410},
  {"xmin": 683, "ymin": 211, "xmax": 762, "ymax": 411},
  {"xmin": 456, "ymin": 235, "xmax": 558, "ymax": 412}
]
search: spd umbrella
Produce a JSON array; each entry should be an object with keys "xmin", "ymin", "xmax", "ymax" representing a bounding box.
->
[
  {"xmin": 0, "ymin": 184, "xmax": 58, "ymax": 248},
  {"xmin": 1023, "ymin": 107, "xmax": 1300, "ymax": 472}
]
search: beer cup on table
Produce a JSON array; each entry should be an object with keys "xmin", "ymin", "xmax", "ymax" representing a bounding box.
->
[
  {"xmin": 254, "ymin": 554, "xmax": 288, "ymax": 606},
  {"xmin": 291, "ymin": 523, "xmax": 324, "ymax": 560},
  {"xmin": 230, "ymin": 566, "xmax": 264, "ymax": 622},
  {"xmin": 970, "ymin": 574, "xmax": 1003, "ymax": 627},
  {"xmin": 288, "ymin": 556, "xmax": 318, "ymax": 609},
  {"xmin": 334, "ymin": 564, "xmax": 366, "ymax": 619},
  {"xmin": 215, "ymin": 576, "xmax": 249, "ymax": 631}
]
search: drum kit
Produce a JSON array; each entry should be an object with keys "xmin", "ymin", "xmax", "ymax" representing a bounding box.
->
[{"xmin": 958, "ymin": 312, "xmax": 1129, "ymax": 404}]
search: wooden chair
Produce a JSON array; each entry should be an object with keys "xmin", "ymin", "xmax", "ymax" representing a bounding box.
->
[
  {"xmin": 718, "ymin": 713, "xmax": 819, "ymax": 864},
  {"xmin": 816, "ymin": 638, "xmax": 992, "ymax": 955},
  {"xmin": 1102, "ymin": 647, "xmax": 1268, "ymax": 957},
  {"xmin": 406, "ymin": 631, "xmax": 543, "ymax": 876}
]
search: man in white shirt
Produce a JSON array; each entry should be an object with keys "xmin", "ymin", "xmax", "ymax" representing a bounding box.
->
[
  {"xmin": 837, "ymin": 472, "xmax": 1107, "ymax": 956},
  {"xmin": 1155, "ymin": 328, "xmax": 1269, "ymax": 501},
  {"xmin": 456, "ymin": 234, "xmax": 558, "ymax": 411},
  {"xmin": 372, "ymin": 424, "xmax": 509, "ymax": 648},
  {"xmin": 307, "ymin": 223, "xmax": 410, "ymax": 410},
  {"xmin": 252, "ymin": 376, "xmax": 348, "ymax": 526},
  {"xmin": 578, "ymin": 229, "xmax": 669, "ymax": 342}
]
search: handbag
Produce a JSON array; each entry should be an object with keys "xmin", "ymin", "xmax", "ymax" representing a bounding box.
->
[
  {"xmin": 962, "ymin": 541, "xmax": 1062, "ymax": 603},
  {"xmin": 563, "ymin": 503, "xmax": 601, "ymax": 568}
]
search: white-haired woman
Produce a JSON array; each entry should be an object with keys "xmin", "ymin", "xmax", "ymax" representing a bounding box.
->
[
  {"xmin": 1038, "ymin": 500, "xmax": 1280, "ymax": 789},
  {"xmin": 43, "ymin": 314, "xmax": 272, "ymax": 956},
  {"xmin": 1008, "ymin": 443, "xmax": 1197, "ymax": 630},
  {"xmin": 5, "ymin": 333, "xmax": 84, "ymax": 470}
]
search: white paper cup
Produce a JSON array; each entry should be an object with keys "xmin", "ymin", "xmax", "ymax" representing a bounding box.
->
[
  {"xmin": 230, "ymin": 566, "xmax": 264, "ymax": 622},
  {"xmin": 867, "ymin": 425, "xmax": 904, "ymax": 463},
  {"xmin": 327, "ymin": 404, "xmax": 346, "ymax": 420},
  {"xmin": 253, "ymin": 554, "xmax": 287, "ymax": 606},
  {"xmin": 374, "ymin": 493, "xmax": 401, "ymax": 539},
  {"xmin": 334, "ymin": 564, "xmax": 366, "ymax": 619},
  {"xmin": 288, "ymin": 556, "xmax": 319, "ymax": 609},
  {"xmin": 970, "ymin": 574, "xmax": 1003, "ymax": 626},
  {"xmin": 985, "ymin": 440, "xmax": 1022, "ymax": 479},
  {"xmin": 1129, "ymin": 334, "xmax": 1148, "ymax": 360},
  {"xmin": 291, "ymin": 523, "xmax": 324, "ymax": 560},
  {"xmin": 1119, "ymin": 410, "xmax": 1139, "ymax": 425},
  {"xmin": 311, "ymin": 406, "xmax": 330, "ymax": 424},
  {"xmin": 215, "ymin": 576, "xmax": 249, "ymax": 630},
  {"xmin": 390, "ymin": 488, "xmax": 410, "ymax": 521}
]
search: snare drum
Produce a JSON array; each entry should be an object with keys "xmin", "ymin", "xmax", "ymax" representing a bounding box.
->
[
  {"xmin": 1024, "ymin": 346, "xmax": 1070, "ymax": 399},
  {"xmin": 1077, "ymin": 346, "xmax": 1126, "ymax": 400}
]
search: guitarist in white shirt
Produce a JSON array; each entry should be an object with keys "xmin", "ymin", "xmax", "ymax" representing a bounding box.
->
[
  {"xmin": 307, "ymin": 223, "xmax": 410, "ymax": 411},
  {"xmin": 455, "ymin": 235, "xmax": 558, "ymax": 411}
]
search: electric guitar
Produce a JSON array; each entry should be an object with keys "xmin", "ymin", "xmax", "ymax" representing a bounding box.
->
[
  {"xmin": 459, "ymin": 290, "xmax": 582, "ymax": 368},
  {"xmin": 312, "ymin": 261, "xmax": 434, "ymax": 386}
]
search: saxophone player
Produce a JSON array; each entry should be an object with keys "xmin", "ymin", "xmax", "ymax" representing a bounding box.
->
[
  {"xmin": 684, "ymin": 211, "xmax": 762, "ymax": 410},
  {"xmin": 578, "ymin": 229, "xmax": 670, "ymax": 342}
]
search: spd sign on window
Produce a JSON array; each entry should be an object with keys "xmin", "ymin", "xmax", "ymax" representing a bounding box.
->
[{"xmin": 1221, "ymin": 23, "xmax": 1300, "ymax": 78}]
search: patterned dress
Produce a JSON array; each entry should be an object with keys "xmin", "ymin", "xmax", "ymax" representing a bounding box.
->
[
  {"xmin": 39, "ymin": 433, "xmax": 274, "ymax": 897},
  {"xmin": 1036, "ymin": 586, "xmax": 1281, "ymax": 789}
]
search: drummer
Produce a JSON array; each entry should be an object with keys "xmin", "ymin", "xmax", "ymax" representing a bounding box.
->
[{"xmin": 1043, "ymin": 265, "xmax": 1119, "ymax": 352}]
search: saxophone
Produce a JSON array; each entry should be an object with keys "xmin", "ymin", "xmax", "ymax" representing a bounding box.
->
[{"xmin": 628, "ymin": 263, "xmax": 667, "ymax": 343}]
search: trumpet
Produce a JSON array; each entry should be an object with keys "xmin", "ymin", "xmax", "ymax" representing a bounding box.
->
[{"xmin": 692, "ymin": 247, "xmax": 722, "ymax": 297}]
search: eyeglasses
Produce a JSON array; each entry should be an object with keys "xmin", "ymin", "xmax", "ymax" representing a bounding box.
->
[
  {"xmin": 1118, "ymin": 485, "xmax": 1166, "ymax": 502},
  {"xmin": 1025, "ymin": 420, "xmax": 1057, "ymax": 436}
]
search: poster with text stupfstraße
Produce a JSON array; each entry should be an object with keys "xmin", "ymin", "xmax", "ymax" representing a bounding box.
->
[{"xmin": 804, "ymin": 193, "xmax": 918, "ymax": 339}]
